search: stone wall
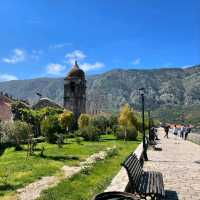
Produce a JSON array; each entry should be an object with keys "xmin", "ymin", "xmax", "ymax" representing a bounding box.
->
[{"xmin": 188, "ymin": 133, "xmax": 200, "ymax": 145}]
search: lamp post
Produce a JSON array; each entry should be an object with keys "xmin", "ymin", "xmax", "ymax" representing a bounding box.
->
[
  {"xmin": 139, "ymin": 88, "xmax": 148, "ymax": 161},
  {"xmin": 148, "ymin": 110, "xmax": 151, "ymax": 140}
]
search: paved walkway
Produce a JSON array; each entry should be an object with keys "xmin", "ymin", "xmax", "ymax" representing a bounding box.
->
[{"xmin": 144, "ymin": 128, "xmax": 200, "ymax": 200}]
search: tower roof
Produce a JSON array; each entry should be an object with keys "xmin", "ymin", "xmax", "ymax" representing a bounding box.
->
[{"xmin": 67, "ymin": 61, "xmax": 85, "ymax": 79}]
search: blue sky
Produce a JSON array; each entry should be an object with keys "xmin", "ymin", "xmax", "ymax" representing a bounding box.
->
[{"xmin": 0, "ymin": 0, "xmax": 200, "ymax": 81}]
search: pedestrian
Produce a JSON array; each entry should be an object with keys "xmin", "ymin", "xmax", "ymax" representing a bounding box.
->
[
  {"xmin": 164, "ymin": 124, "xmax": 170, "ymax": 138},
  {"xmin": 173, "ymin": 124, "xmax": 178, "ymax": 136},
  {"xmin": 180, "ymin": 126, "xmax": 185, "ymax": 138},
  {"xmin": 184, "ymin": 125, "xmax": 191, "ymax": 140}
]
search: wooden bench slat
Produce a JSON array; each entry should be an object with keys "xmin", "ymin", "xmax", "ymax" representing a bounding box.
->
[
  {"xmin": 150, "ymin": 172, "xmax": 154, "ymax": 194},
  {"xmin": 122, "ymin": 153, "xmax": 165, "ymax": 199}
]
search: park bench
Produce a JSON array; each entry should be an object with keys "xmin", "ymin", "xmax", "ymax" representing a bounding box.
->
[
  {"xmin": 147, "ymin": 137, "xmax": 162, "ymax": 151},
  {"xmin": 154, "ymin": 143, "xmax": 162, "ymax": 151},
  {"xmin": 122, "ymin": 153, "xmax": 165, "ymax": 200}
]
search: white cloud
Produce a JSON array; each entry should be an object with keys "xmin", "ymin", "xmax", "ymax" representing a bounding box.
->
[
  {"xmin": 80, "ymin": 62, "xmax": 105, "ymax": 71},
  {"xmin": 65, "ymin": 50, "xmax": 105, "ymax": 72},
  {"xmin": 181, "ymin": 65, "xmax": 194, "ymax": 69},
  {"xmin": 65, "ymin": 50, "xmax": 86, "ymax": 65},
  {"xmin": 2, "ymin": 49, "xmax": 26, "ymax": 64},
  {"xmin": 132, "ymin": 57, "xmax": 141, "ymax": 65},
  {"xmin": 46, "ymin": 63, "xmax": 65, "ymax": 75},
  {"xmin": 31, "ymin": 49, "xmax": 43, "ymax": 60},
  {"xmin": 0, "ymin": 74, "xmax": 18, "ymax": 82},
  {"xmin": 50, "ymin": 43, "xmax": 72, "ymax": 49}
]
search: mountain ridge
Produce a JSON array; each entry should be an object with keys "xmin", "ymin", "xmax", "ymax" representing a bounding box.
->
[{"xmin": 0, "ymin": 65, "xmax": 200, "ymax": 117}]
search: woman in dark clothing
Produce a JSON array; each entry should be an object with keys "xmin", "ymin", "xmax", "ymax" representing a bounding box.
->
[{"xmin": 164, "ymin": 124, "xmax": 170, "ymax": 138}]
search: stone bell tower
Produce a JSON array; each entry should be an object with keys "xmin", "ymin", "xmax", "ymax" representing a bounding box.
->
[{"xmin": 64, "ymin": 61, "xmax": 86, "ymax": 122}]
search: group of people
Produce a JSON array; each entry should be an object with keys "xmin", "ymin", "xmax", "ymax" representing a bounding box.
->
[
  {"xmin": 164, "ymin": 124, "xmax": 191, "ymax": 140},
  {"xmin": 149, "ymin": 126, "xmax": 159, "ymax": 142}
]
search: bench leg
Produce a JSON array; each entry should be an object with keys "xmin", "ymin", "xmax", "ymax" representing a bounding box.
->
[{"xmin": 156, "ymin": 194, "xmax": 164, "ymax": 200}]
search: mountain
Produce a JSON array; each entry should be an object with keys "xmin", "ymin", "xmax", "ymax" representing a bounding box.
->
[{"xmin": 0, "ymin": 65, "xmax": 200, "ymax": 125}]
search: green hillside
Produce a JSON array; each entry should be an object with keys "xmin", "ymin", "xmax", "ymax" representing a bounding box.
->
[{"xmin": 0, "ymin": 65, "xmax": 200, "ymax": 126}]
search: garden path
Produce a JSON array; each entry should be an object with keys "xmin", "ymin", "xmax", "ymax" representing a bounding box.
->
[
  {"xmin": 17, "ymin": 147, "xmax": 113, "ymax": 200},
  {"xmin": 144, "ymin": 128, "xmax": 200, "ymax": 200}
]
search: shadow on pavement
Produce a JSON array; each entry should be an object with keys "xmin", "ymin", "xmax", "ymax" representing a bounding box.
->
[{"xmin": 165, "ymin": 190, "xmax": 179, "ymax": 200}]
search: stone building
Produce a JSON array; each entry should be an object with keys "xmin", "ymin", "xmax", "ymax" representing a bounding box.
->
[
  {"xmin": 32, "ymin": 97, "xmax": 63, "ymax": 110},
  {"xmin": 64, "ymin": 61, "xmax": 86, "ymax": 121},
  {"xmin": 0, "ymin": 94, "xmax": 13, "ymax": 121}
]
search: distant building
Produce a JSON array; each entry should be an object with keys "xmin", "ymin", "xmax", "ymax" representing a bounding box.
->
[
  {"xmin": 64, "ymin": 61, "xmax": 86, "ymax": 121},
  {"xmin": 0, "ymin": 92, "xmax": 30, "ymax": 121},
  {"xmin": 0, "ymin": 94, "xmax": 13, "ymax": 121},
  {"xmin": 32, "ymin": 97, "xmax": 63, "ymax": 110}
]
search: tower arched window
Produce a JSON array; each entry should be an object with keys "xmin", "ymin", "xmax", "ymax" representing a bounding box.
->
[{"xmin": 70, "ymin": 82, "xmax": 75, "ymax": 92}]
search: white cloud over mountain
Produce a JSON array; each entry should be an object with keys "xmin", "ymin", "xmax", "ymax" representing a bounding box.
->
[
  {"xmin": 80, "ymin": 62, "xmax": 105, "ymax": 71},
  {"xmin": 65, "ymin": 50, "xmax": 87, "ymax": 65},
  {"xmin": 46, "ymin": 63, "xmax": 65, "ymax": 75},
  {"xmin": 65, "ymin": 50, "xmax": 105, "ymax": 72},
  {"xmin": 2, "ymin": 49, "xmax": 26, "ymax": 64},
  {"xmin": 0, "ymin": 74, "xmax": 18, "ymax": 82}
]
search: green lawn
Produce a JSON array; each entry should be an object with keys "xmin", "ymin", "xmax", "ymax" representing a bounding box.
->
[
  {"xmin": 37, "ymin": 138, "xmax": 141, "ymax": 200},
  {"xmin": 0, "ymin": 135, "xmax": 141, "ymax": 199}
]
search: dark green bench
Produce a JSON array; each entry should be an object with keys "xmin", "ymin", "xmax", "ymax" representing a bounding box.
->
[{"xmin": 122, "ymin": 153, "xmax": 165, "ymax": 199}]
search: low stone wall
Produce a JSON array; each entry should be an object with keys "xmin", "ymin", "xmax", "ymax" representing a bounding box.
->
[
  {"xmin": 105, "ymin": 143, "xmax": 143, "ymax": 192},
  {"xmin": 188, "ymin": 133, "xmax": 200, "ymax": 145}
]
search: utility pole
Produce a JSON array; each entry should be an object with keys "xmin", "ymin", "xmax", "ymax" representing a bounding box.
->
[
  {"xmin": 148, "ymin": 110, "xmax": 151, "ymax": 140},
  {"xmin": 139, "ymin": 88, "xmax": 148, "ymax": 161}
]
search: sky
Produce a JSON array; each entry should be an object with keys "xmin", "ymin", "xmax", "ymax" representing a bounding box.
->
[{"xmin": 0, "ymin": 0, "xmax": 200, "ymax": 82}]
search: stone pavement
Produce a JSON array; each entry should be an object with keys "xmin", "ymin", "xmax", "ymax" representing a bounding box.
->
[{"xmin": 144, "ymin": 128, "xmax": 200, "ymax": 200}]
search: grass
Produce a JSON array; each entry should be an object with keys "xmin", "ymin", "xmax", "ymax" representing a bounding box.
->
[
  {"xmin": 0, "ymin": 134, "xmax": 141, "ymax": 199},
  {"xmin": 37, "ymin": 138, "xmax": 141, "ymax": 200}
]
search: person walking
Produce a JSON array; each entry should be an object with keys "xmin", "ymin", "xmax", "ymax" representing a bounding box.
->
[
  {"xmin": 180, "ymin": 126, "xmax": 185, "ymax": 138},
  {"xmin": 164, "ymin": 124, "xmax": 170, "ymax": 138},
  {"xmin": 184, "ymin": 125, "xmax": 191, "ymax": 140},
  {"xmin": 173, "ymin": 124, "xmax": 178, "ymax": 136}
]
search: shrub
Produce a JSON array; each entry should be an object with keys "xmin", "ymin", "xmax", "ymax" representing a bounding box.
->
[
  {"xmin": 0, "ymin": 121, "xmax": 30, "ymax": 148},
  {"xmin": 41, "ymin": 115, "xmax": 62, "ymax": 143},
  {"xmin": 136, "ymin": 117, "xmax": 148, "ymax": 133},
  {"xmin": 55, "ymin": 133, "xmax": 65, "ymax": 148},
  {"xmin": 75, "ymin": 136, "xmax": 84, "ymax": 144},
  {"xmin": 118, "ymin": 104, "xmax": 139, "ymax": 140},
  {"xmin": 58, "ymin": 110, "xmax": 74, "ymax": 133},
  {"xmin": 78, "ymin": 114, "xmax": 90, "ymax": 129},
  {"xmin": 106, "ymin": 127, "xmax": 113, "ymax": 134},
  {"xmin": 90, "ymin": 115, "xmax": 109, "ymax": 134},
  {"xmin": 107, "ymin": 114, "xmax": 118, "ymax": 133},
  {"xmin": 106, "ymin": 147, "xmax": 119, "ymax": 157},
  {"xmin": 0, "ymin": 121, "xmax": 14, "ymax": 144},
  {"xmin": 116, "ymin": 125, "xmax": 138, "ymax": 140},
  {"xmin": 79, "ymin": 125, "xmax": 99, "ymax": 141},
  {"xmin": 0, "ymin": 167, "xmax": 11, "ymax": 186}
]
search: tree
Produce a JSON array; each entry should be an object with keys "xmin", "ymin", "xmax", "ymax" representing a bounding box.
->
[
  {"xmin": 11, "ymin": 101, "xmax": 30, "ymax": 121},
  {"xmin": 107, "ymin": 114, "xmax": 118, "ymax": 133},
  {"xmin": 78, "ymin": 125, "xmax": 99, "ymax": 141},
  {"xmin": 0, "ymin": 121, "xmax": 30, "ymax": 150},
  {"xmin": 58, "ymin": 110, "xmax": 73, "ymax": 133},
  {"xmin": 90, "ymin": 115, "xmax": 109, "ymax": 134},
  {"xmin": 41, "ymin": 115, "xmax": 62, "ymax": 143},
  {"xmin": 118, "ymin": 104, "xmax": 138, "ymax": 141},
  {"xmin": 78, "ymin": 114, "xmax": 90, "ymax": 129},
  {"xmin": 12, "ymin": 121, "xmax": 30, "ymax": 150}
]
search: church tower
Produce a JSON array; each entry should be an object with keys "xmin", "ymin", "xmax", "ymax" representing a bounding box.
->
[{"xmin": 64, "ymin": 61, "xmax": 86, "ymax": 122}]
